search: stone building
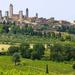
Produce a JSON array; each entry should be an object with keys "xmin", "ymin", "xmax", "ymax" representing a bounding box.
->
[
  {"xmin": 26, "ymin": 8, "xmax": 29, "ymax": 18},
  {"xmin": 0, "ymin": 10, "xmax": 2, "ymax": 22},
  {"xmin": 19, "ymin": 11, "xmax": 23, "ymax": 20},
  {"xmin": 9, "ymin": 4, "xmax": 13, "ymax": 18}
]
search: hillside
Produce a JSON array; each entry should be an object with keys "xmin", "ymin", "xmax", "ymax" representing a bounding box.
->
[{"xmin": 0, "ymin": 56, "xmax": 74, "ymax": 75}]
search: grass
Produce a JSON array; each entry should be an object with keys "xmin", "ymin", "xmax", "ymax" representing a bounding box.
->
[{"xmin": 0, "ymin": 56, "xmax": 74, "ymax": 75}]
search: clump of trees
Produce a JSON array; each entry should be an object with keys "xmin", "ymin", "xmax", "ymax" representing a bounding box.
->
[
  {"xmin": 8, "ymin": 43, "xmax": 45, "ymax": 60},
  {"xmin": 50, "ymin": 43, "xmax": 75, "ymax": 61},
  {"xmin": 58, "ymin": 25, "xmax": 75, "ymax": 34},
  {"xmin": 31, "ymin": 44, "xmax": 45, "ymax": 60},
  {"xmin": 20, "ymin": 43, "xmax": 31, "ymax": 58},
  {"xmin": 0, "ymin": 22, "xmax": 72, "ymax": 40},
  {"xmin": 7, "ymin": 42, "xmax": 75, "ymax": 62},
  {"xmin": 6, "ymin": 38, "xmax": 75, "ymax": 62}
]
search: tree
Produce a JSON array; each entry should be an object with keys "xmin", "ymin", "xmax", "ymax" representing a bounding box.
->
[
  {"xmin": 31, "ymin": 44, "xmax": 45, "ymax": 60},
  {"xmin": 0, "ymin": 24, "xmax": 3, "ymax": 33},
  {"xmin": 8, "ymin": 46, "xmax": 19, "ymax": 55},
  {"xmin": 3, "ymin": 25, "xmax": 9, "ymax": 33},
  {"xmin": 51, "ymin": 32, "xmax": 56, "ymax": 38},
  {"xmin": 31, "ymin": 51, "xmax": 40, "ymax": 60},
  {"xmin": 13, "ymin": 52, "xmax": 21, "ymax": 65},
  {"xmin": 50, "ymin": 43, "xmax": 63, "ymax": 61},
  {"xmin": 10, "ymin": 25, "xmax": 20, "ymax": 34},
  {"xmin": 20, "ymin": 43, "xmax": 31, "ymax": 58},
  {"xmin": 72, "ymin": 63, "xmax": 75, "ymax": 70},
  {"xmin": 46, "ymin": 64, "xmax": 49, "ymax": 74}
]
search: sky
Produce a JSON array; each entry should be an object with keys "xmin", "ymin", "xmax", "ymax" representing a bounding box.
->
[{"xmin": 0, "ymin": 0, "xmax": 75, "ymax": 21}]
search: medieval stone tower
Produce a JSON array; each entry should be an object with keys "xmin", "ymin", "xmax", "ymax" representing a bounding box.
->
[{"xmin": 9, "ymin": 4, "xmax": 13, "ymax": 18}]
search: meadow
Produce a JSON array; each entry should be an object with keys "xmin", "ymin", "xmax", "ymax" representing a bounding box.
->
[{"xmin": 0, "ymin": 56, "xmax": 74, "ymax": 75}]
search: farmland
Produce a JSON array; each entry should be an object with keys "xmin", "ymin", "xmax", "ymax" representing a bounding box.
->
[
  {"xmin": 0, "ymin": 44, "xmax": 10, "ymax": 52},
  {"xmin": 0, "ymin": 56, "xmax": 74, "ymax": 75},
  {"xmin": 0, "ymin": 33, "xmax": 75, "ymax": 75}
]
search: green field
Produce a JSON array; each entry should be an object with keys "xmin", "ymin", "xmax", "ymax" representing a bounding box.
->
[{"xmin": 0, "ymin": 56, "xmax": 74, "ymax": 75}]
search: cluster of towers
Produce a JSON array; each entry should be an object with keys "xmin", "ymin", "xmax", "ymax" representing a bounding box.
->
[
  {"xmin": 9, "ymin": 4, "xmax": 29, "ymax": 19},
  {"xmin": 0, "ymin": 3, "xmax": 39, "ymax": 23},
  {"xmin": 0, "ymin": 4, "xmax": 30, "ymax": 20}
]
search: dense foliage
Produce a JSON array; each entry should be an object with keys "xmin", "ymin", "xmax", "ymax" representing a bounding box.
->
[
  {"xmin": 20, "ymin": 43, "xmax": 31, "ymax": 58},
  {"xmin": 31, "ymin": 44, "xmax": 45, "ymax": 60},
  {"xmin": 50, "ymin": 43, "xmax": 75, "ymax": 61}
]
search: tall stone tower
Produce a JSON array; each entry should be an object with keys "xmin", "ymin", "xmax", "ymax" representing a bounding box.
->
[
  {"xmin": 5, "ymin": 11, "xmax": 8, "ymax": 17},
  {"xmin": 9, "ymin": 4, "xmax": 13, "ymax": 18},
  {"xmin": 0, "ymin": 10, "xmax": 2, "ymax": 20},
  {"xmin": 26, "ymin": 8, "xmax": 29, "ymax": 18},
  {"xmin": 36, "ymin": 13, "xmax": 38, "ymax": 18},
  {"xmin": 19, "ymin": 11, "xmax": 23, "ymax": 19}
]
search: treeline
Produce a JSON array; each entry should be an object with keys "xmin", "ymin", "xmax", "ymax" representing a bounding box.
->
[
  {"xmin": 57, "ymin": 25, "xmax": 75, "ymax": 34},
  {"xmin": 0, "ymin": 22, "xmax": 72, "ymax": 41},
  {"xmin": 8, "ymin": 43, "xmax": 45, "ymax": 60},
  {"xmin": 1, "ymin": 43, "xmax": 74, "ymax": 61},
  {"xmin": 50, "ymin": 43, "xmax": 75, "ymax": 61},
  {"xmin": 1, "ymin": 21, "xmax": 75, "ymax": 36}
]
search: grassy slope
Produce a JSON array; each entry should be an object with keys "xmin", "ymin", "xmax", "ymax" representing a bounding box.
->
[{"xmin": 0, "ymin": 56, "xmax": 74, "ymax": 75}]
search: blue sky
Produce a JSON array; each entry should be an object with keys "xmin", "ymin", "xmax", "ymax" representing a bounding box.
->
[{"xmin": 0, "ymin": 0, "xmax": 75, "ymax": 20}]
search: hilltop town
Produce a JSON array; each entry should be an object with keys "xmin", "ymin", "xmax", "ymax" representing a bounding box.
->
[
  {"xmin": 0, "ymin": 4, "xmax": 75, "ymax": 34},
  {"xmin": 0, "ymin": 3, "xmax": 75, "ymax": 75}
]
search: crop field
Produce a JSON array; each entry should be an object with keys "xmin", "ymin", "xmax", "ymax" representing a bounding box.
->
[
  {"xmin": 0, "ymin": 44, "xmax": 10, "ymax": 52},
  {"xmin": 0, "ymin": 56, "xmax": 74, "ymax": 75}
]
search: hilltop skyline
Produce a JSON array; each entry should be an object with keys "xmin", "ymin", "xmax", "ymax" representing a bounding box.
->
[{"xmin": 0, "ymin": 0, "xmax": 75, "ymax": 21}]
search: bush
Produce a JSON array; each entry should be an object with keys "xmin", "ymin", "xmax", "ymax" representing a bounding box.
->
[
  {"xmin": 0, "ymin": 52, "xmax": 6, "ymax": 55},
  {"xmin": 31, "ymin": 51, "xmax": 41, "ymax": 60}
]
